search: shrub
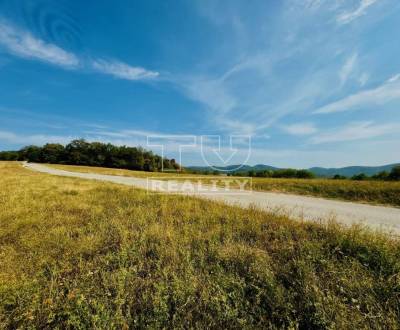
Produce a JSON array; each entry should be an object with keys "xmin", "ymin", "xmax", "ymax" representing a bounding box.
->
[
  {"xmin": 371, "ymin": 171, "xmax": 389, "ymax": 180},
  {"xmin": 333, "ymin": 174, "xmax": 346, "ymax": 180},
  {"xmin": 351, "ymin": 173, "xmax": 368, "ymax": 181},
  {"xmin": 389, "ymin": 166, "xmax": 400, "ymax": 181},
  {"xmin": 296, "ymin": 169, "xmax": 315, "ymax": 179}
]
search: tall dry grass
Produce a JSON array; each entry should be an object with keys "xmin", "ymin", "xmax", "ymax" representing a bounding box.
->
[
  {"xmin": 0, "ymin": 162, "xmax": 399, "ymax": 328},
  {"xmin": 251, "ymin": 177, "xmax": 400, "ymax": 206}
]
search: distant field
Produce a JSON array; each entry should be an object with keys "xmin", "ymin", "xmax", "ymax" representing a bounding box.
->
[
  {"xmin": 49, "ymin": 164, "xmax": 400, "ymax": 207},
  {"xmin": 1, "ymin": 161, "xmax": 400, "ymax": 328},
  {"xmin": 251, "ymin": 177, "xmax": 400, "ymax": 207},
  {"xmin": 50, "ymin": 164, "xmax": 220, "ymax": 179}
]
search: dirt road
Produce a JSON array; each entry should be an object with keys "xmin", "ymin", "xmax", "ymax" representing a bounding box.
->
[{"xmin": 24, "ymin": 162, "xmax": 400, "ymax": 234}]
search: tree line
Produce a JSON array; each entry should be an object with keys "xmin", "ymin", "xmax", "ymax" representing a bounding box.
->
[
  {"xmin": 1, "ymin": 139, "xmax": 400, "ymax": 180},
  {"xmin": 0, "ymin": 139, "xmax": 180, "ymax": 172},
  {"xmin": 231, "ymin": 167, "xmax": 400, "ymax": 181},
  {"xmin": 339, "ymin": 167, "xmax": 400, "ymax": 181}
]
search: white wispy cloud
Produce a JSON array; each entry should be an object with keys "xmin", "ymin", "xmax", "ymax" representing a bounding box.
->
[
  {"xmin": 0, "ymin": 20, "xmax": 79, "ymax": 68},
  {"xmin": 282, "ymin": 122, "xmax": 318, "ymax": 136},
  {"xmin": 0, "ymin": 130, "xmax": 74, "ymax": 146},
  {"xmin": 0, "ymin": 130, "xmax": 150, "ymax": 152},
  {"xmin": 314, "ymin": 74, "xmax": 400, "ymax": 114},
  {"xmin": 358, "ymin": 72, "xmax": 369, "ymax": 86},
  {"xmin": 177, "ymin": 0, "xmax": 378, "ymax": 135},
  {"xmin": 310, "ymin": 121, "xmax": 399, "ymax": 144},
  {"xmin": 181, "ymin": 77, "xmax": 237, "ymax": 115},
  {"xmin": 0, "ymin": 19, "xmax": 159, "ymax": 81},
  {"xmin": 0, "ymin": 129, "xmax": 163, "ymax": 149},
  {"xmin": 91, "ymin": 59, "xmax": 159, "ymax": 81},
  {"xmin": 174, "ymin": 75, "xmax": 259, "ymax": 134},
  {"xmin": 339, "ymin": 53, "xmax": 358, "ymax": 85},
  {"xmin": 176, "ymin": 54, "xmax": 331, "ymax": 135},
  {"xmin": 387, "ymin": 73, "xmax": 400, "ymax": 83},
  {"xmin": 85, "ymin": 128, "xmax": 173, "ymax": 139},
  {"xmin": 337, "ymin": 0, "xmax": 380, "ymax": 24}
]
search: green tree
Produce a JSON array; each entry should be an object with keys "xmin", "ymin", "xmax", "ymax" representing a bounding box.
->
[
  {"xmin": 296, "ymin": 169, "xmax": 315, "ymax": 179},
  {"xmin": 333, "ymin": 174, "xmax": 346, "ymax": 180},
  {"xmin": 66, "ymin": 139, "xmax": 91, "ymax": 165},
  {"xmin": 19, "ymin": 145, "xmax": 42, "ymax": 162},
  {"xmin": 371, "ymin": 171, "xmax": 389, "ymax": 180},
  {"xmin": 41, "ymin": 143, "xmax": 65, "ymax": 163},
  {"xmin": 389, "ymin": 166, "xmax": 400, "ymax": 181},
  {"xmin": 0, "ymin": 151, "xmax": 19, "ymax": 160},
  {"xmin": 351, "ymin": 173, "xmax": 367, "ymax": 181},
  {"xmin": 2, "ymin": 139, "xmax": 179, "ymax": 172}
]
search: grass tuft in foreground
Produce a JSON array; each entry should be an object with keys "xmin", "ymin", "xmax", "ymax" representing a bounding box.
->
[{"xmin": 0, "ymin": 162, "xmax": 399, "ymax": 328}]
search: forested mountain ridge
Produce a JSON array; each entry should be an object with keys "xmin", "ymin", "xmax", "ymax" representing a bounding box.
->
[{"xmin": 187, "ymin": 163, "xmax": 400, "ymax": 178}]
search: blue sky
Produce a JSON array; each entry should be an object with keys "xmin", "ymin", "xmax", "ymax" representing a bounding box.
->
[{"xmin": 1, "ymin": 0, "xmax": 400, "ymax": 168}]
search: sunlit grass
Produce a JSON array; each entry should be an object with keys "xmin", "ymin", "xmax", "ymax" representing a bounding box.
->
[
  {"xmin": 49, "ymin": 163, "xmax": 400, "ymax": 206},
  {"xmin": 250, "ymin": 177, "xmax": 400, "ymax": 206},
  {"xmin": 1, "ymin": 161, "xmax": 399, "ymax": 328},
  {"xmin": 50, "ymin": 163, "xmax": 221, "ymax": 178}
]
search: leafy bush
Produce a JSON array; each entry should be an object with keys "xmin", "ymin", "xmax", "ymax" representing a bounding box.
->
[
  {"xmin": 351, "ymin": 173, "xmax": 367, "ymax": 181},
  {"xmin": 389, "ymin": 166, "xmax": 400, "ymax": 180},
  {"xmin": 333, "ymin": 174, "xmax": 347, "ymax": 180},
  {"xmin": 371, "ymin": 171, "xmax": 389, "ymax": 180},
  {"xmin": 296, "ymin": 169, "xmax": 315, "ymax": 179},
  {"xmin": 0, "ymin": 151, "xmax": 18, "ymax": 160}
]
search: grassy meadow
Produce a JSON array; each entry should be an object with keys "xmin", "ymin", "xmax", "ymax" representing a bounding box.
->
[
  {"xmin": 50, "ymin": 163, "xmax": 400, "ymax": 207},
  {"xmin": 50, "ymin": 164, "xmax": 189, "ymax": 179},
  {"xmin": 1, "ymin": 161, "xmax": 400, "ymax": 328},
  {"xmin": 250, "ymin": 177, "xmax": 400, "ymax": 207}
]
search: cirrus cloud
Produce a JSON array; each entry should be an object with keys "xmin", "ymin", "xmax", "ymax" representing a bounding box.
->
[
  {"xmin": 0, "ymin": 20, "xmax": 79, "ymax": 68},
  {"xmin": 91, "ymin": 59, "xmax": 159, "ymax": 81},
  {"xmin": 314, "ymin": 74, "xmax": 400, "ymax": 114},
  {"xmin": 0, "ymin": 19, "xmax": 159, "ymax": 81},
  {"xmin": 310, "ymin": 121, "xmax": 399, "ymax": 144},
  {"xmin": 282, "ymin": 122, "xmax": 318, "ymax": 136},
  {"xmin": 337, "ymin": 0, "xmax": 380, "ymax": 24}
]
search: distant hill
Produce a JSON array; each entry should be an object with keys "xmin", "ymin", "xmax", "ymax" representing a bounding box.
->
[
  {"xmin": 187, "ymin": 163, "xmax": 400, "ymax": 177},
  {"xmin": 308, "ymin": 163, "xmax": 400, "ymax": 177}
]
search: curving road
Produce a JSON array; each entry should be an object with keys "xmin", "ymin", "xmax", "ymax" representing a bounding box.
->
[{"xmin": 24, "ymin": 162, "xmax": 400, "ymax": 234}]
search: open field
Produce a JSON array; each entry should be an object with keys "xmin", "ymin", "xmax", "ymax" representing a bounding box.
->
[
  {"xmin": 1, "ymin": 161, "xmax": 400, "ymax": 328},
  {"xmin": 251, "ymin": 177, "xmax": 400, "ymax": 207},
  {"xmin": 25, "ymin": 162, "xmax": 400, "ymax": 233},
  {"xmin": 50, "ymin": 164, "xmax": 218, "ymax": 179},
  {"xmin": 50, "ymin": 163, "xmax": 400, "ymax": 207}
]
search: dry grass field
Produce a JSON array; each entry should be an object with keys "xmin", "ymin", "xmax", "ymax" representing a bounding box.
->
[
  {"xmin": 250, "ymin": 177, "xmax": 400, "ymax": 207},
  {"xmin": 50, "ymin": 163, "xmax": 400, "ymax": 207},
  {"xmin": 1, "ymin": 161, "xmax": 399, "ymax": 328},
  {"xmin": 50, "ymin": 164, "xmax": 216, "ymax": 179}
]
